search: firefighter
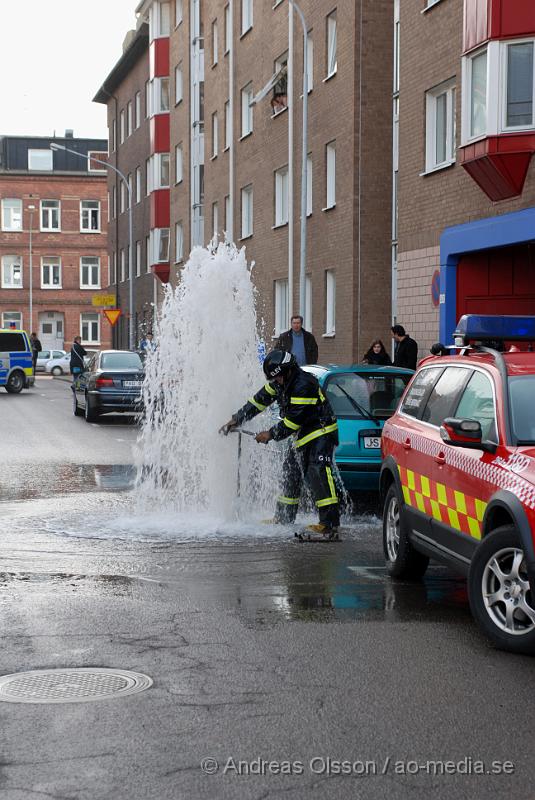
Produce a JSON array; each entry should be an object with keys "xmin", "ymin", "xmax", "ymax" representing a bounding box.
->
[{"xmin": 219, "ymin": 349, "xmax": 340, "ymax": 536}]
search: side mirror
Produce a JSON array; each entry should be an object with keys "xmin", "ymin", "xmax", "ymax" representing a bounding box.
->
[{"xmin": 440, "ymin": 417, "xmax": 496, "ymax": 454}]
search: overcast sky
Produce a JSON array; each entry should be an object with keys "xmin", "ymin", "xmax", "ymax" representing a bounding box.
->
[{"xmin": 0, "ymin": 0, "xmax": 139, "ymax": 140}]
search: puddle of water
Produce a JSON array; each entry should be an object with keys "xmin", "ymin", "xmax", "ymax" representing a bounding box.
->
[{"xmin": 0, "ymin": 464, "xmax": 136, "ymax": 501}]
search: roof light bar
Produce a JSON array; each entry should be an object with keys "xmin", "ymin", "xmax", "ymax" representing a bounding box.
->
[{"xmin": 454, "ymin": 315, "xmax": 535, "ymax": 344}]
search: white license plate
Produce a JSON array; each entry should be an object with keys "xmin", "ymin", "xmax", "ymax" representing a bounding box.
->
[
  {"xmin": 124, "ymin": 380, "xmax": 142, "ymax": 387},
  {"xmin": 363, "ymin": 436, "xmax": 381, "ymax": 449}
]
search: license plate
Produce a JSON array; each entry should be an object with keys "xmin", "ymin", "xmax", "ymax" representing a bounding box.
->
[
  {"xmin": 124, "ymin": 380, "xmax": 142, "ymax": 387},
  {"xmin": 363, "ymin": 436, "xmax": 381, "ymax": 449}
]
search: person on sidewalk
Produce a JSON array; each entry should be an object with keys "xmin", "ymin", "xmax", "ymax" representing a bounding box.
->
[
  {"xmin": 70, "ymin": 336, "xmax": 88, "ymax": 378},
  {"xmin": 391, "ymin": 325, "xmax": 418, "ymax": 371},
  {"xmin": 30, "ymin": 332, "xmax": 42, "ymax": 374},
  {"xmin": 362, "ymin": 339, "xmax": 392, "ymax": 366},
  {"xmin": 275, "ymin": 315, "xmax": 318, "ymax": 366}
]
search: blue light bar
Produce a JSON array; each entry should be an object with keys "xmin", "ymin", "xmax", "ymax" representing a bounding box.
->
[{"xmin": 455, "ymin": 315, "xmax": 535, "ymax": 343}]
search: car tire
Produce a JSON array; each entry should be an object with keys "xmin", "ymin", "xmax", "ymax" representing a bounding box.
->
[
  {"xmin": 5, "ymin": 371, "xmax": 24, "ymax": 394},
  {"xmin": 51, "ymin": 366, "xmax": 63, "ymax": 376},
  {"xmin": 468, "ymin": 525, "xmax": 535, "ymax": 655},
  {"xmin": 383, "ymin": 483, "xmax": 429, "ymax": 579},
  {"xmin": 84, "ymin": 395, "xmax": 99, "ymax": 423},
  {"xmin": 72, "ymin": 389, "xmax": 83, "ymax": 417}
]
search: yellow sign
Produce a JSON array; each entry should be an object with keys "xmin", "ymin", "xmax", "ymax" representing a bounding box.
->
[
  {"xmin": 92, "ymin": 294, "xmax": 116, "ymax": 308},
  {"xmin": 103, "ymin": 309, "xmax": 122, "ymax": 326}
]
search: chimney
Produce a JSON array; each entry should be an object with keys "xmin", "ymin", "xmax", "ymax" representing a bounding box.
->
[{"xmin": 65, "ymin": 129, "xmax": 74, "ymax": 138}]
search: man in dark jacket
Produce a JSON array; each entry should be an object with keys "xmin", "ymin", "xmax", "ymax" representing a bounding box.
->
[
  {"xmin": 30, "ymin": 332, "xmax": 42, "ymax": 373},
  {"xmin": 219, "ymin": 349, "xmax": 340, "ymax": 536},
  {"xmin": 70, "ymin": 336, "xmax": 88, "ymax": 376},
  {"xmin": 391, "ymin": 325, "xmax": 418, "ymax": 371},
  {"xmin": 275, "ymin": 315, "xmax": 318, "ymax": 366}
]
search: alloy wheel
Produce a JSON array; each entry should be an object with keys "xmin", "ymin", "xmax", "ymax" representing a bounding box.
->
[{"xmin": 482, "ymin": 547, "xmax": 535, "ymax": 636}]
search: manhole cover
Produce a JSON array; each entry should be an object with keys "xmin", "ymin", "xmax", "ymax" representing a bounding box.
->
[{"xmin": 0, "ymin": 668, "xmax": 153, "ymax": 704}]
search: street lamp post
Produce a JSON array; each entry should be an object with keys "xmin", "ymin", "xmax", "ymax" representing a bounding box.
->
[
  {"xmin": 49, "ymin": 143, "xmax": 135, "ymax": 350},
  {"xmin": 28, "ymin": 204, "xmax": 35, "ymax": 333}
]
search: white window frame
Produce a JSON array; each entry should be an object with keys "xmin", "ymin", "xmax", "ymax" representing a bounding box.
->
[
  {"xmin": 40, "ymin": 199, "xmax": 61, "ymax": 231},
  {"xmin": 80, "ymin": 313, "xmax": 100, "ymax": 345},
  {"xmin": 274, "ymin": 278, "xmax": 289, "ymax": 336},
  {"xmin": 225, "ymin": 100, "xmax": 231, "ymax": 149},
  {"xmin": 175, "ymin": 0, "xmax": 183, "ymax": 26},
  {"xmin": 306, "ymin": 31, "xmax": 313, "ymax": 92},
  {"xmin": 111, "ymin": 119, "xmax": 116, "ymax": 152},
  {"xmin": 152, "ymin": 77, "xmax": 170, "ymax": 113},
  {"xmin": 462, "ymin": 44, "xmax": 492, "ymax": 143},
  {"xmin": 325, "ymin": 141, "xmax": 336, "ymax": 209},
  {"xmin": 241, "ymin": 83, "xmax": 254, "ymax": 137},
  {"xmin": 112, "ymin": 186, "xmax": 117, "ymax": 219},
  {"xmin": 150, "ymin": 1, "xmax": 170, "ymax": 38},
  {"xmin": 120, "ymin": 249, "xmax": 126, "ymax": 282},
  {"xmin": 326, "ymin": 11, "xmax": 337, "ymax": 78},
  {"xmin": 212, "ymin": 201, "xmax": 219, "ymax": 237},
  {"xmin": 28, "ymin": 149, "xmax": 53, "ymax": 171},
  {"xmin": 212, "ymin": 19, "xmax": 218, "ymax": 65},
  {"xmin": 111, "ymin": 252, "xmax": 116, "ymax": 285},
  {"xmin": 120, "ymin": 181, "xmax": 125, "ymax": 214},
  {"xmin": 136, "ymin": 241, "xmax": 141, "ymax": 278},
  {"xmin": 1, "ymin": 198, "xmax": 22, "ymax": 231},
  {"xmin": 241, "ymin": 185, "xmax": 253, "ymax": 239},
  {"xmin": 175, "ymin": 143, "xmax": 183, "ymax": 183},
  {"xmin": 80, "ymin": 201, "xmax": 101, "ymax": 232},
  {"xmin": 145, "ymin": 80, "xmax": 151, "ymax": 118},
  {"xmin": 146, "ymin": 236, "xmax": 151, "ymax": 273},
  {"xmin": 175, "ymin": 65, "xmax": 183, "ymax": 104},
  {"xmin": 146, "ymin": 158, "xmax": 151, "ymax": 195},
  {"xmin": 120, "ymin": 109, "xmax": 126, "ymax": 143},
  {"xmin": 502, "ymin": 38, "xmax": 535, "ymax": 132},
  {"xmin": 325, "ymin": 269, "xmax": 336, "ymax": 335},
  {"xmin": 241, "ymin": 0, "xmax": 253, "ymax": 35},
  {"xmin": 2, "ymin": 311, "xmax": 22, "ymax": 329},
  {"xmin": 127, "ymin": 100, "xmax": 133, "ymax": 136},
  {"xmin": 225, "ymin": 194, "xmax": 231, "ymax": 237},
  {"xmin": 80, "ymin": 256, "xmax": 101, "ymax": 289},
  {"xmin": 135, "ymin": 91, "xmax": 141, "ymax": 129},
  {"xmin": 212, "ymin": 112, "xmax": 219, "ymax": 157},
  {"xmin": 224, "ymin": 4, "xmax": 231, "ymax": 53},
  {"xmin": 150, "ymin": 228, "xmax": 170, "ymax": 263},
  {"xmin": 425, "ymin": 79, "xmax": 456, "ymax": 172},
  {"xmin": 274, "ymin": 166, "xmax": 289, "ymax": 227},
  {"xmin": 41, "ymin": 256, "xmax": 62, "ymax": 289},
  {"xmin": 136, "ymin": 166, "xmax": 142, "ymax": 203},
  {"xmin": 175, "ymin": 222, "xmax": 184, "ymax": 262},
  {"xmin": 151, "ymin": 152, "xmax": 170, "ymax": 189},
  {"xmin": 1, "ymin": 255, "xmax": 23, "ymax": 289},
  {"xmin": 307, "ymin": 154, "xmax": 312, "ymax": 216}
]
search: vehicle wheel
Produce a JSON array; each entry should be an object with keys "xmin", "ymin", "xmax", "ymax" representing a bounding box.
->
[
  {"xmin": 84, "ymin": 395, "xmax": 99, "ymax": 423},
  {"xmin": 468, "ymin": 525, "xmax": 535, "ymax": 654},
  {"xmin": 72, "ymin": 389, "xmax": 83, "ymax": 417},
  {"xmin": 5, "ymin": 371, "xmax": 24, "ymax": 394},
  {"xmin": 383, "ymin": 483, "xmax": 429, "ymax": 579},
  {"xmin": 52, "ymin": 366, "xmax": 63, "ymax": 376}
]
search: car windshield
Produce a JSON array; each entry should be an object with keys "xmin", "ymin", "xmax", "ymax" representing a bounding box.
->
[
  {"xmin": 100, "ymin": 352, "xmax": 142, "ymax": 370},
  {"xmin": 509, "ymin": 376, "xmax": 535, "ymax": 444},
  {"xmin": 325, "ymin": 372, "xmax": 411, "ymax": 419}
]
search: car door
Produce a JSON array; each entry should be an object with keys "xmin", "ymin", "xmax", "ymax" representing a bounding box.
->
[{"xmin": 75, "ymin": 354, "xmax": 96, "ymax": 408}]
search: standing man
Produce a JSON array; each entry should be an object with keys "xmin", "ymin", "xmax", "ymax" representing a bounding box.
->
[
  {"xmin": 70, "ymin": 336, "xmax": 87, "ymax": 377},
  {"xmin": 391, "ymin": 325, "xmax": 418, "ymax": 371},
  {"xmin": 30, "ymin": 332, "xmax": 42, "ymax": 374},
  {"xmin": 139, "ymin": 331, "xmax": 157, "ymax": 354},
  {"xmin": 276, "ymin": 315, "xmax": 318, "ymax": 366}
]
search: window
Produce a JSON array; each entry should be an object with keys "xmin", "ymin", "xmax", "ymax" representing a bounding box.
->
[
  {"xmin": 272, "ymin": 53, "xmax": 288, "ymax": 114},
  {"xmin": 120, "ymin": 182, "xmax": 125, "ymax": 214},
  {"xmin": 2, "ymin": 198, "xmax": 22, "ymax": 231},
  {"xmin": 145, "ymin": 80, "xmax": 151, "ymax": 118},
  {"xmin": 136, "ymin": 166, "xmax": 141, "ymax": 203},
  {"xmin": 212, "ymin": 201, "xmax": 219, "ymax": 237},
  {"xmin": 274, "ymin": 279, "xmax": 288, "ymax": 335},
  {"xmin": 28, "ymin": 149, "xmax": 53, "ymax": 171},
  {"xmin": 175, "ymin": 0, "xmax": 183, "ymax": 26},
  {"xmin": 111, "ymin": 252, "xmax": 116, "ymax": 284},
  {"xmin": 325, "ymin": 270, "xmax": 336, "ymax": 334},
  {"xmin": 146, "ymin": 236, "xmax": 151, "ymax": 272},
  {"xmin": 326, "ymin": 11, "xmax": 337, "ymax": 77},
  {"xmin": 455, "ymin": 370, "xmax": 497, "ymax": 441},
  {"xmin": 224, "ymin": 4, "xmax": 231, "ymax": 53},
  {"xmin": 425, "ymin": 80, "xmax": 456, "ymax": 171},
  {"xmin": 241, "ymin": 83, "xmax": 253, "ymax": 137},
  {"xmin": 120, "ymin": 249, "xmax": 126, "ymax": 282},
  {"xmin": 1, "ymin": 255, "xmax": 22, "ymax": 288},
  {"xmin": 40, "ymin": 199, "xmax": 60, "ymax": 231},
  {"xmin": 274, "ymin": 166, "xmax": 289, "ymax": 226},
  {"xmin": 175, "ymin": 222, "xmax": 184, "ymax": 262},
  {"xmin": 225, "ymin": 100, "xmax": 231, "ymax": 148},
  {"xmin": 128, "ymin": 173, "xmax": 133, "ymax": 209},
  {"xmin": 506, "ymin": 41, "xmax": 534, "ymax": 128},
  {"xmin": 158, "ymin": 153, "xmax": 170, "ymax": 188},
  {"xmin": 325, "ymin": 141, "xmax": 336, "ymax": 209},
  {"xmin": 2, "ymin": 311, "xmax": 22, "ymax": 329},
  {"xmin": 153, "ymin": 77, "xmax": 170, "ymax": 113},
  {"xmin": 211, "ymin": 112, "xmax": 219, "ymax": 158},
  {"xmin": 80, "ymin": 256, "xmax": 100, "ymax": 289},
  {"xmin": 175, "ymin": 143, "xmax": 183, "ymax": 182},
  {"xmin": 146, "ymin": 158, "xmax": 151, "ymax": 195},
  {"xmin": 136, "ymin": 241, "xmax": 141, "ymax": 278},
  {"xmin": 175, "ymin": 64, "xmax": 183, "ymax": 104},
  {"xmin": 151, "ymin": 1, "xmax": 170, "ymax": 37},
  {"xmin": 81, "ymin": 313, "xmax": 100, "ymax": 344},
  {"xmin": 241, "ymin": 185, "xmax": 253, "ymax": 238},
  {"xmin": 225, "ymin": 194, "xmax": 231, "ymax": 236},
  {"xmin": 41, "ymin": 257, "xmax": 61, "ymax": 288},
  {"xmin": 151, "ymin": 228, "xmax": 170, "ymax": 262},
  {"xmin": 470, "ymin": 49, "xmax": 487, "ymax": 138},
  {"xmin": 400, "ymin": 366, "xmax": 441, "ymax": 418},
  {"xmin": 241, "ymin": 0, "xmax": 253, "ymax": 35},
  {"xmin": 112, "ymin": 186, "xmax": 117, "ymax": 219},
  {"xmin": 111, "ymin": 119, "xmax": 116, "ymax": 152},
  {"xmin": 307, "ymin": 155, "xmax": 312, "ymax": 216},
  {"xmin": 212, "ymin": 20, "xmax": 218, "ymax": 65},
  {"xmin": 305, "ymin": 31, "xmax": 313, "ymax": 92},
  {"xmin": 135, "ymin": 91, "xmax": 141, "ymax": 128},
  {"xmin": 120, "ymin": 109, "xmax": 126, "ymax": 143},
  {"xmin": 80, "ymin": 201, "xmax": 100, "ymax": 232},
  {"xmin": 421, "ymin": 367, "xmax": 470, "ymax": 427},
  {"xmin": 127, "ymin": 100, "xmax": 133, "ymax": 136}
]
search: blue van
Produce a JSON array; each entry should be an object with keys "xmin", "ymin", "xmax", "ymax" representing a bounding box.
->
[{"xmin": 0, "ymin": 329, "xmax": 35, "ymax": 393}]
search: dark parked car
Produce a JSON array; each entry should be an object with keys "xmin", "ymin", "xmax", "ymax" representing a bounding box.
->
[{"xmin": 72, "ymin": 350, "xmax": 144, "ymax": 423}]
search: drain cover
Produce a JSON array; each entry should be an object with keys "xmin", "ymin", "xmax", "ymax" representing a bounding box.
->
[{"xmin": 0, "ymin": 668, "xmax": 153, "ymax": 704}]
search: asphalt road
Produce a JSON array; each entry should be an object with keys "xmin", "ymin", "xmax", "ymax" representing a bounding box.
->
[{"xmin": 0, "ymin": 379, "xmax": 534, "ymax": 800}]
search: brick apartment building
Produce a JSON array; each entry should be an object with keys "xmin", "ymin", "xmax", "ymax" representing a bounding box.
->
[
  {"xmin": 95, "ymin": 0, "xmax": 394, "ymax": 362},
  {"xmin": 395, "ymin": 0, "xmax": 535, "ymax": 357},
  {"xmin": 0, "ymin": 135, "xmax": 111, "ymax": 351}
]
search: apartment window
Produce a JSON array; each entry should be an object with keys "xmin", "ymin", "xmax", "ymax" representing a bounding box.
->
[
  {"xmin": 128, "ymin": 174, "xmax": 133, "ymax": 209},
  {"xmin": 325, "ymin": 141, "xmax": 336, "ymax": 209},
  {"xmin": 505, "ymin": 41, "xmax": 534, "ymax": 128},
  {"xmin": 151, "ymin": 228, "xmax": 170, "ymax": 262},
  {"xmin": 136, "ymin": 166, "xmax": 142, "ymax": 202},
  {"xmin": 212, "ymin": 112, "xmax": 219, "ymax": 157},
  {"xmin": 175, "ymin": 222, "xmax": 184, "ymax": 262},
  {"xmin": 146, "ymin": 158, "xmax": 151, "ymax": 195},
  {"xmin": 1, "ymin": 198, "xmax": 22, "ymax": 231},
  {"xmin": 212, "ymin": 19, "xmax": 218, "ymax": 65},
  {"xmin": 127, "ymin": 101, "xmax": 133, "ymax": 136},
  {"xmin": 426, "ymin": 80, "xmax": 456, "ymax": 171},
  {"xmin": 175, "ymin": 143, "xmax": 183, "ymax": 182},
  {"xmin": 272, "ymin": 53, "xmax": 288, "ymax": 114},
  {"xmin": 274, "ymin": 278, "xmax": 288, "ymax": 336},
  {"xmin": 145, "ymin": 80, "xmax": 151, "ymax": 118},
  {"xmin": 325, "ymin": 270, "xmax": 336, "ymax": 334},
  {"xmin": 146, "ymin": 236, "xmax": 151, "ymax": 272},
  {"xmin": 120, "ymin": 249, "xmax": 126, "ymax": 282},
  {"xmin": 120, "ymin": 109, "xmax": 126, "ymax": 143},
  {"xmin": 225, "ymin": 194, "xmax": 231, "ymax": 236},
  {"xmin": 41, "ymin": 257, "xmax": 61, "ymax": 288},
  {"xmin": 175, "ymin": 0, "xmax": 183, "ymax": 26},
  {"xmin": 2, "ymin": 311, "xmax": 22, "ymax": 329},
  {"xmin": 81, "ymin": 201, "xmax": 100, "ymax": 232},
  {"xmin": 153, "ymin": 77, "xmax": 170, "ymax": 113},
  {"xmin": 40, "ymin": 199, "xmax": 60, "ymax": 231},
  {"xmin": 1, "ymin": 255, "xmax": 22, "ymax": 288},
  {"xmin": 274, "ymin": 166, "xmax": 289, "ymax": 226},
  {"xmin": 241, "ymin": 83, "xmax": 253, "ymax": 137},
  {"xmin": 305, "ymin": 31, "xmax": 313, "ymax": 92},
  {"xmin": 112, "ymin": 186, "xmax": 117, "ymax": 219},
  {"xmin": 175, "ymin": 64, "xmax": 183, "ymax": 104},
  {"xmin": 81, "ymin": 313, "xmax": 100, "ymax": 344},
  {"xmin": 80, "ymin": 256, "xmax": 100, "ymax": 289},
  {"xmin": 28, "ymin": 149, "xmax": 53, "ymax": 171},
  {"xmin": 111, "ymin": 119, "xmax": 116, "ymax": 152},
  {"xmin": 120, "ymin": 182, "xmax": 126, "ymax": 213},
  {"xmin": 111, "ymin": 252, "xmax": 116, "ymax": 284},
  {"xmin": 241, "ymin": 185, "xmax": 253, "ymax": 238},
  {"xmin": 470, "ymin": 49, "xmax": 487, "ymax": 138},
  {"xmin": 241, "ymin": 0, "xmax": 253, "ymax": 35},
  {"xmin": 151, "ymin": 1, "xmax": 170, "ymax": 37},
  {"xmin": 224, "ymin": 100, "xmax": 231, "ymax": 148},
  {"xmin": 136, "ymin": 241, "xmax": 141, "ymax": 278},
  {"xmin": 135, "ymin": 91, "xmax": 141, "ymax": 128},
  {"xmin": 326, "ymin": 11, "xmax": 337, "ymax": 78},
  {"xmin": 307, "ymin": 155, "xmax": 312, "ymax": 216},
  {"xmin": 224, "ymin": 4, "xmax": 231, "ymax": 53},
  {"xmin": 212, "ymin": 201, "xmax": 219, "ymax": 237}
]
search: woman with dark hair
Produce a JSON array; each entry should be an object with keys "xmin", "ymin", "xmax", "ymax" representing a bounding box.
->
[{"xmin": 362, "ymin": 339, "xmax": 392, "ymax": 366}]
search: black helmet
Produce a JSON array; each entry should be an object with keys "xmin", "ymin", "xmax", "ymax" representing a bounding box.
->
[{"xmin": 263, "ymin": 349, "xmax": 296, "ymax": 380}]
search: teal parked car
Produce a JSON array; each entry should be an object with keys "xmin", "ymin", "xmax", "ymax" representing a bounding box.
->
[{"xmin": 304, "ymin": 365, "xmax": 414, "ymax": 491}]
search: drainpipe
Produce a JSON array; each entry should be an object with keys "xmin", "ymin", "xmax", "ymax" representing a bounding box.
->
[
  {"xmin": 228, "ymin": 0, "xmax": 234, "ymax": 242},
  {"xmin": 288, "ymin": 5, "xmax": 294, "ymax": 325}
]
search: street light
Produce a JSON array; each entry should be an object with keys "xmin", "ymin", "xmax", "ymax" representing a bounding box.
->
[
  {"xmin": 28, "ymin": 204, "xmax": 35, "ymax": 334},
  {"xmin": 49, "ymin": 142, "xmax": 135, "ymax": 350}
]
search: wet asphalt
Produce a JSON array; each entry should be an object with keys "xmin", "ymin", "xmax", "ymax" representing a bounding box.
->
[{"xmin": 0, "ymin": 379, "xmax": 534, "ymax": 800}]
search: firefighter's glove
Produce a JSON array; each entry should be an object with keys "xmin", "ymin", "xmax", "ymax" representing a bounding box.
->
[
  {"xmin": 255, "ymin": 430, "xmax": 272, "ymax": 445},
  {"xmin": 219, "ymin": 417, "xmax": 238, "ymax": 436}
]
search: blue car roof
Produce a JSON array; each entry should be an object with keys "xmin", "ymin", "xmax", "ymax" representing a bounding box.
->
[{"xmin": 305, "ymin": 364, "xmax": 415, "ymax": 377}]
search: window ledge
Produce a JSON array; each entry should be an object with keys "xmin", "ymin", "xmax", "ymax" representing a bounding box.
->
[
  {"xmin": 239, "ymin": 131, "xmax": 253, "ymax": 141},
  {"xmin": 240, "ymin": 25, "xmax": 253, "ymax": 40},
  {"xmin": 271, "ymin": 106, "xmax": 288, "ymax": 119},
  {"xmin": 322, "ymin": 332, "xmax": 336, "ymax": 338},
  {"xmin": 272, "ymin": 222, "xmax": 288, "ymax": 230},
  {"xmin": 80, "ymin": 287, "xmax": 101, "ymax": 291},
  {"xmin": 40, "ymin": 230, "xmax": 61, "ymax": 234},
  {"xmin": 175, "ymin": 98, "xmax": 183, "ymax": 107},
  {"xmin": 210, "ymin": 154, "xmax": 218, "ymax": 161},
  {"xmin": 239, "ymin": 233, "xmax": 253, "ymax": 241},
  {"xmin": 175, "ymin": 179, "xmax": 183, "ymax": 185},
  {"xmin": 80, "ymin": 230, "xmax": 102, "ymax": 234},
  {"xmin": 420, "ymin": 160, "xmax": 455, "ymax": 177},
  {"xmin": 211, "ymin": 61, "xmax": 218, "ymax": 69},
  {"xmin": 421, "ymin": 0, "xmax": 445, "ymax": 12},
  {"xmin": 323, "ymin": 70, "xmax": 337, "ymax": 83},
  {"xmin": 223, "ymin": 145, "xmax": 230, "ymax": 152},
  {"xmin": 322, "ymin": 204, "xmax": 336, "ymax": 212}
]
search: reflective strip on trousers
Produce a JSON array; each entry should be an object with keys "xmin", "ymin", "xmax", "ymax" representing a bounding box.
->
[{"xmin": 316, "ymin": 466, "xmax": 338, "ymax": 507}]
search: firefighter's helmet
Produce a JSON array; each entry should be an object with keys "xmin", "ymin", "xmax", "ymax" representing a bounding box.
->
[{"xmin": 263, "ymin": 349, "xmax": 297, "ymax": 380}]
